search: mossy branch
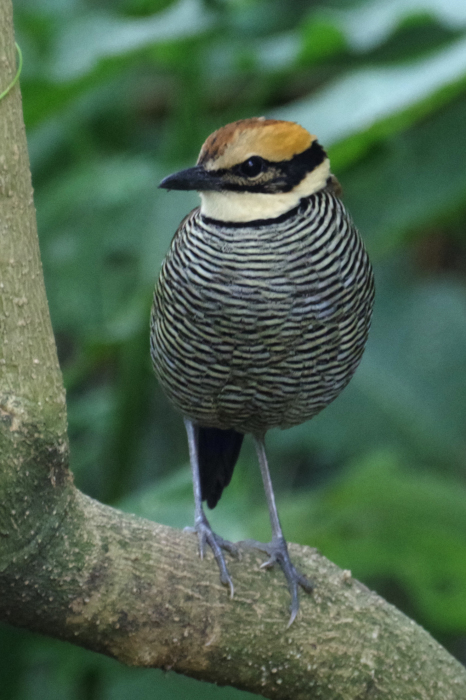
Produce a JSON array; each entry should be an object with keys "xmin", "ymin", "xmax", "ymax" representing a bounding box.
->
[{"xmin": 1, "ymin": 1, "xmax": 466, "ymax": 698}]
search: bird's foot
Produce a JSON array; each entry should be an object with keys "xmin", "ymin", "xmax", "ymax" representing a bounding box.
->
[
  {"xmin": 241, "ymin": 536, "xmax": 313, "ymax": 626},
  {"xmin": 185, "ymin": 514, "xmax": 238, "ymax": 598}
]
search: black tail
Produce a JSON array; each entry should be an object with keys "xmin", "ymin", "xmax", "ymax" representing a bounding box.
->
[{"xmin": 197, "ymin": 427, "xmax": 244, "ymax": 509}]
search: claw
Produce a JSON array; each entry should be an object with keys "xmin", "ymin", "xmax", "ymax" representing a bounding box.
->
[
  {"xmin": 241, "ymin": 537, "xmax": 313, "ymax": 625},
  {"xmin": 260, "ymin": 557, "xmax": 275, "ymax": 570},
  {"xmin": 188, "ymin": 515, "xmax": 238, "ymax": 598}
]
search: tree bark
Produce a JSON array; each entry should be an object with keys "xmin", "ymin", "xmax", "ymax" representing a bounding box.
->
[{"xmin": 1, "ymin": 1, "xmax": 466, "ymax": 698}]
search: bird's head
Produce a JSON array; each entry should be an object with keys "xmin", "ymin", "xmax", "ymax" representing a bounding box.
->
[{"xmin": 159, "ymin": 118, "xmax": 333, "ymax": 223}]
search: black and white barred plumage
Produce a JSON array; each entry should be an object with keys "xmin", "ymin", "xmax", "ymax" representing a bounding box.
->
[{"xmin": 151, "ymin": 187, "xmax": 374, "ymax": 436}]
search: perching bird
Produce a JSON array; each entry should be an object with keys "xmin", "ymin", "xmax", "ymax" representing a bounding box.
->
[{"xmin": 151, "ymin": 118, "xmax": 374, "ymax": 625}]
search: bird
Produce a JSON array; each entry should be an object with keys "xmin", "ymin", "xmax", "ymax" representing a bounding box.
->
[{"xmin": 150, "ymin": 117, "xmax": 374, "ymax": 625}]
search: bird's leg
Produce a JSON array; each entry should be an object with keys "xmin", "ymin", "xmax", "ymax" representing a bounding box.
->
[
  {"xmin": 247, "ymin": 435, "xmax": 313, "ymax": 626},
  {"xmin": 184, "ymin": 418, "xmax": 237, "ymax": 597}
]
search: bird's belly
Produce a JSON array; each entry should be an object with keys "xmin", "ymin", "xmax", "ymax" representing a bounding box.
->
[{"xmin": 151, "ymin": 276, "xmax": 370, "ymax": 434}]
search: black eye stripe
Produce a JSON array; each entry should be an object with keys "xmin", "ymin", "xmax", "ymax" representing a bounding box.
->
[{"xmin": 216, "ymin": 141, "xmax": 327, "ymax": 193}]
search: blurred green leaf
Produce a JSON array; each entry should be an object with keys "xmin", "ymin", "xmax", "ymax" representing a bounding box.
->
[
  {"xmin": 119, "ymin": 465, "xmax": 193, "ymax": 528},
  {"xmin": 274, "ymin": 36, "xmax": 466, "ymax": 159},
  {"xmin": 330, "ymin": 0, "xmax": 466, "ymax": 52},
  {"xmin": 36, "ymin": 156, "xmax": 161, "ymax": 335},
  {"xmin": 299, "ymin": 18, "xmax": 346, "ymax": 65},
  {"xmin": 50, "ymin": 0, "xmax": 215, "ymax": 81},
  {"xmin": 276, "ymin": 452, "xmax": 466, "ymax": 633},
  {"xmin": 342, "ymin": 93, "xmax": 466, "ymax": 255},
  {"xmin": 252, "ymin": 31, "xmax": 300, "ymax": 71},
  {"xmin": 11, "ymin": 632, "xmax": 257, "ymax": 699},
  {"xmin": 119, "ymin": 453, "xmax": 258, "ymax": 541}
]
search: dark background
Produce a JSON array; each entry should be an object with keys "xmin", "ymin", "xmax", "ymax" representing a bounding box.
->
[{"xmin": 3, "ymin": 0, "xmax": 466, "ymax": 697}]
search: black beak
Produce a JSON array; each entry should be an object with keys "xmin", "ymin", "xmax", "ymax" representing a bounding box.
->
[{"xmin": 159, "ymin": 165, "xmax": 223, "ymax": 192}]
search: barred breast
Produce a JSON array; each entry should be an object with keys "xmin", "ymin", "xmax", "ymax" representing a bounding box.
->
[{"xmin": 150, "ymin": 189, "xmax": 374, "ymax": 436}]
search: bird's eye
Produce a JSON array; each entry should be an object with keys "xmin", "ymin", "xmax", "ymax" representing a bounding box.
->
[{"xmin": 239, "ymin": 156, "xmax": 264, "ymax": 178}]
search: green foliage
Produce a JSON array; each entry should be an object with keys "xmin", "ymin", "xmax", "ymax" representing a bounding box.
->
[
  {"xmin": 278, "ymin": 452, "xmax": 466, "ymax": 633},
  {"xmin": 4, "ymin": 0, "xmax": 466, "ymax": 696}
]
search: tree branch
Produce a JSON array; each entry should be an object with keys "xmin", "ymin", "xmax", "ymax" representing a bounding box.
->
[
  {"xmin": 1, "ymin": 1, "xmax": 466, "ymax": 697},
  {"xmin": 2, "ymin": 487, "xmax": 466, "ymax": 700}
]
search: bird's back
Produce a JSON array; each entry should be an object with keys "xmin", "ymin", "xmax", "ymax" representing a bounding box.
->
[{"xmin": 151, "ymin": 187, "xmax": 374, "ymax": 435}]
